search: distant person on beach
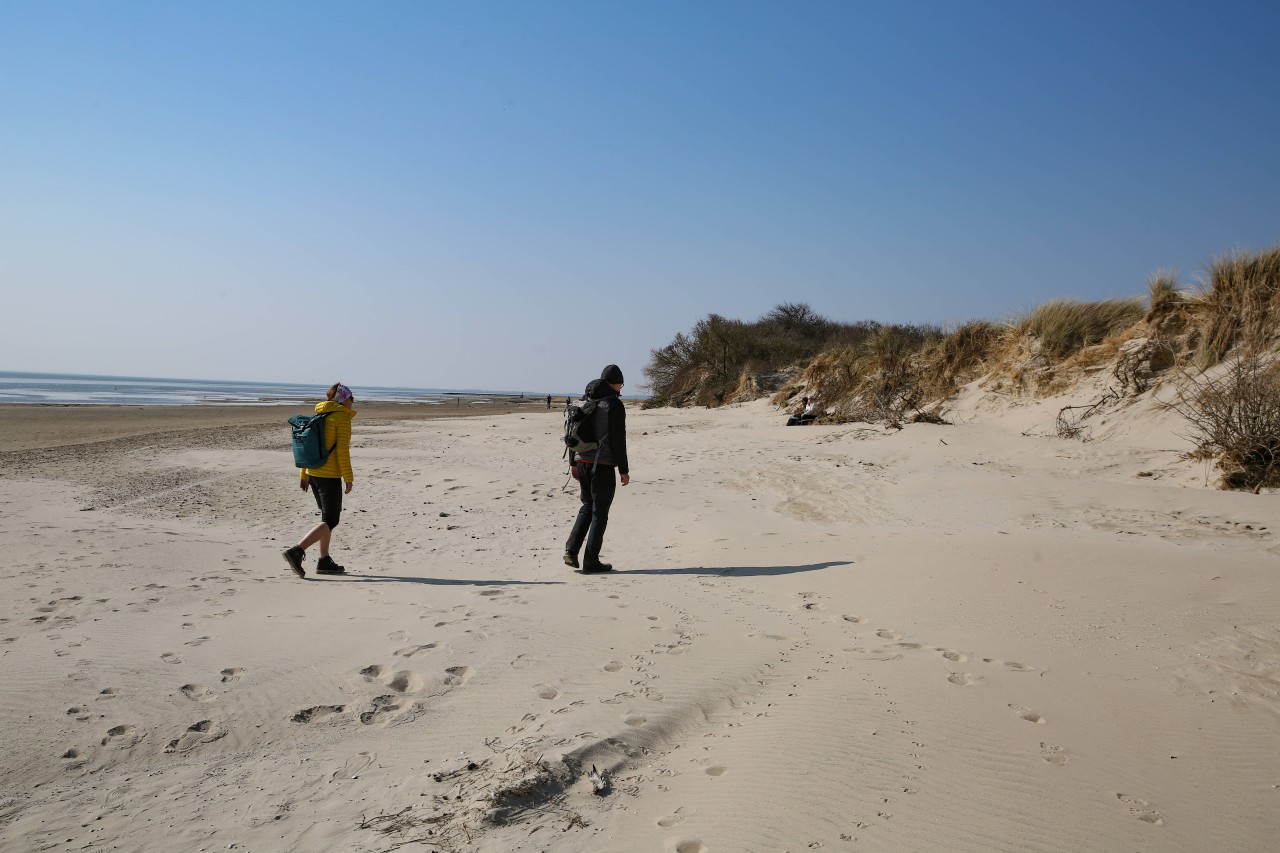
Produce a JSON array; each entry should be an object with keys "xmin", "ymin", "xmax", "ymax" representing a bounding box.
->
[
  {"xmin": 564, "ymin": 364, "xmax": 630, "ymax": 573},
  {"xmin": 546, "ymin": 394, "xmax": 552, "ymax": 409},
  {"xmin": 786, "ymin": 396, "xmax": 818, "ymax": 426},
  {"xmin": 283, "ymin": 383, "xmax": 356, "ymax": 578}
]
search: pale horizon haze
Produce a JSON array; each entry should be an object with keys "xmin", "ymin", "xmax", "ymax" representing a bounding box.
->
[{"xmin": 3, "ymin": 2, "xmax": 1279, "ymax": 393}]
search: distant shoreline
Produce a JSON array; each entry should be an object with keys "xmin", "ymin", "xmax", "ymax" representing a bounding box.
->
[{"xmin": 0, "ymin": 399, "xmax": 560, "ymax": 453}]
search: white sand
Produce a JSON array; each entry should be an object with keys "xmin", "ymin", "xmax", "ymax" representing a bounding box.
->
[{"xmin": 1, "ymin": 395, "xmax": 1277, "ymax": 852}]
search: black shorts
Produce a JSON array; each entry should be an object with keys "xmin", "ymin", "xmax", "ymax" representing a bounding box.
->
[{"xmin": 308, "ymin": 476, "xmax": 343, "ymax": 529}]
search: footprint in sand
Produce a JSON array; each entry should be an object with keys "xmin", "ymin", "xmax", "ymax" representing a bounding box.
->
[
  {"xmin": 66, "ymin": 706, "xmax": 92, "ymax": 721},
  {"xmin": 1009, "ymin": 704, "xmax": 1046, "ymax": 724},
  {"xmin": 670, "ymin": 842, "xmax": 707, "ymax": 853},
  {"xmin": 1040, "ymin": 743, "xmax": 1067, "ymax": 765},
  {"xmin": 183, "ymin": 636, "xmax": 211, "ymax": 647},
  {"xmin": 511, "ymin": 655, "xmax": 532, "ymax": 670},
  {"xmin": 843, "ymin": 647, "xmax": 903, "ymax": 662},
  {"xmin": 97, "ymin": 688, "xmax": 118, "ymax": 700},
  {"xmin": 534, "ymin": 684, "xmax": 560, "ymax": 700},
  {"xmin": 603, "ymin": 660, "xmax": 624, "ymax": 672},
  {"xmin": 219, "ymin": 668, "xmax": 243, "ymax": 684},
  {"xmin": 704, "ymin": 765, "xmax": 727, "ymax": 776},
  {"xmin": 940, "ymin": 650, "xmax": 968, "ymax": 662},
  {"xmin": 443, "ymin": 666, "xmax": 474, "ymax": 686},
  {"xmin": 333, "ymin": 751, "xmax": 375, "ymax": 779},
  {"xmin": 984, "ymin": 658, "xmax": 1038, "ymax": 672},
  {"xmin": 841, "ymin": 615, "xmax": 867, "ymax": 624},
  {"xmin": 796, "ymin": 592, "xmax": 827, "ymax": 610},
  {"xmin": 291, "ymin": 704, "xmax": 345, "ymax": 724},
  {"xmin": 876, "ymin": 629, "xmax": 902, "ymax": 641},
  {"xmin": 179, "ymin": 684, "xmax": 217, "ymax": 702},
  {"xmin": 656, "ymin": 807, "xmax": 692, "ymax": 828},
  {"xmin": 947, "ymin": 672, "xmax": 981, "ymax": 686},
  {"xmin": 360, "ymin": 696, "xmax": 407, "ymax": 726},
  {"xmin": 164, "ymin": 719, "xmax": 226, "ymax": 754},
  {"xmin": 101, "ymin": 724, "xmax": 143, "ymax": 748},
  {"xmin": 60, "ymin": 747, "xmax": 89, "ymax": 768},
  {"xmin": 1116, "ymin": 793, "xmax": 1164, "ymax": 825},
  {"xmin": 477, "ymin": 589, "xmax": 504, "ymax": 597},
  {"xmin": 160, "ymin": 652, "xmax": 183, "ymax": 665},
  {"xmin": 386, "ymin": 671, "xmax": 425, "ymax": 693},
  {"xmin": 394, "ymin": 643, "xmax": 437, "ymax": 657},
  {"xmin": 624, "ymin": 715, "xmax": 647, "ymax": 728}
]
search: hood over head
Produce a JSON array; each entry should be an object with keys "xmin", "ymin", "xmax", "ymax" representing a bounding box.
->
[{"xmin": 584, "ymin": 378, "xmax": 617, "ymax": 400}]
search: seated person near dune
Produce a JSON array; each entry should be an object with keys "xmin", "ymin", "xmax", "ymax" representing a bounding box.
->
[{"xmin": 786, "ymin": 397, "xmax": 819, "ymax": 426}]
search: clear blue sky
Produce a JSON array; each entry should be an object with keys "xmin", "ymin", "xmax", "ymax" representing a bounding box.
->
[{"xmin": 3, "ymin": 1, "xmax": 1278, "ymax": 394}]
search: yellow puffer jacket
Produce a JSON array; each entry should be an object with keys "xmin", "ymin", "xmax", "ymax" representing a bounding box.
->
[{"xmin": 300, "ymin": 400, "xmax": 355, "ymax": 483}]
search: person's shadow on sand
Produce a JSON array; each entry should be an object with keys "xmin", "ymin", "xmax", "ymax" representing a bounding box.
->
[
  {"xmin": 309, "ymin": 563, "xmax": 850, "ymax": 583},
  {"xmin": 614, "ymin": 560, "xmax": 853, "ymax": 577},
  {"xmin": 317, "ymin": 575, "xmax": 564, "ymax": 586}
]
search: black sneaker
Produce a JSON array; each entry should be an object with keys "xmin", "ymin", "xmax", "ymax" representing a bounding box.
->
[
  {"xmin": 563, "ymin": 553, "xmax": 579, "ymax": 569},
  {"xmin": 282, "ymin": 546, "xmax": 306, "ymax": 578},
  {"xmin": 581, "ymin": 562, "xmax": 613, "ymax": 573},
  {"xmin": 315, "ymin": 556, "xmax": 346, "ymax": 575}
]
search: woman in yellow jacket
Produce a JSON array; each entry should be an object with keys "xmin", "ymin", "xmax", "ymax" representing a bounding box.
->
[{"xmin": 283, "ymin": 383, "xmax": 356, "ymax": 577}]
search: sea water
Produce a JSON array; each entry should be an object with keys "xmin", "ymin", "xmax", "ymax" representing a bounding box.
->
[{"xmin": 0, "ymin": 371, "xmax": 512, "ymax": 406}]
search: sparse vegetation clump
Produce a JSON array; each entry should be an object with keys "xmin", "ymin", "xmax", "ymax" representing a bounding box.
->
[
  {"xmin": 1016, "ymin": 298, "xmax": 1145, "ymax": 361},
  {"xmin": 1146, "ymin": 270, "xmax": 1183, "ymax": 318},
  {"xmin": 642, "ymin": 244, "xmax": 1280, "ymax": 490},
  {"xmin": 914, "ymin": 320, "xmax": 1005, "ymax": 401},
  {"xmin": 1194, "ymin": 248, "xmax": 1280, "ymax": 368},
  {"xmin": 1170, "ymin": 353, "xmax": 1280, "ymax": 492},
  {"xmin": 642, "ymin": 304, "xmax": 880, "ymax": 407}
]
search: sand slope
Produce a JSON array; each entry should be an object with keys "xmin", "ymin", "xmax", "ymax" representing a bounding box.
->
[{"xmin": 1, "ymin": 399, "xmax": 1277, "ymax": 852}]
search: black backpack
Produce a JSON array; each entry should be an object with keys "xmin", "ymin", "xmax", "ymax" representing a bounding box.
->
[{"xmin": 563, "ymin": 398, "xmax": 604, "ymax": 456}]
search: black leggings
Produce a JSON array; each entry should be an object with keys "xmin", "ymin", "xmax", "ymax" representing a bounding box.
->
[{"xmin": 309, "ymin": 476, "xmax": 343, "ymax": 529}]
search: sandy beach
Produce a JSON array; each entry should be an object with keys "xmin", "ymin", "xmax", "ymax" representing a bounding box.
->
[{"xmin": 1, "ymin": 392, "xmax": 1277, "ymax": 852}]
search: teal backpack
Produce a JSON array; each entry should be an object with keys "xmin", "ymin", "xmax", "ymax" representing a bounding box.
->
[{"xmin": 289, "ymin": 412, "xmax": 336, "ymax": 468}]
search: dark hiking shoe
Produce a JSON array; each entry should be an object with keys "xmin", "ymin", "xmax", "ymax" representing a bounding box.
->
[
  {"xmin": 282, "ymin": 546, "xmax": 306, "ymax": 578},
  {"xmin": 315, "ymin": 556, "xmax": 346, "ymax": 575},
  {"xmin": 581, "ymin": 563, "xmax": 613, "ymax": 573},
  {"xmin": 563, "ymin": 553, "xmax": 579, "ymax": 569}
]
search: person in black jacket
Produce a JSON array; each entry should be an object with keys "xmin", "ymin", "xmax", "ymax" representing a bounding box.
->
[{"xmin": 564, "ymin": 364, "xmax": 630, "ymax": 573}]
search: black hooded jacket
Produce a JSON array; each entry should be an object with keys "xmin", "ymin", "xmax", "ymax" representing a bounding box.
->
[{"xmin": 574, "ymin": 378, "xmax": 629, "ymax": 475}]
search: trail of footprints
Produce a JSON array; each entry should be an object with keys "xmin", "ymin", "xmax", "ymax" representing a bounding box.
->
[
  {"xmin": 291, "ymin": 632, "xmax": 476, "ymax": 729},
  {"xmin": 821, "ymin": 594, "xmax": 1174, "ymax": 828},
  {"xmin": 61, "ymin": 662, "xmax": 253, "ymax": 769}
]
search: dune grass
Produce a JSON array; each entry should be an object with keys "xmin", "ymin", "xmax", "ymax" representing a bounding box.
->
[
  {"xmin": 1146, "ymin": 270, "xmax": 1182, "ymax": 317},
  {"xmin": 1195, "ymin": 247, "xmax": 1280, "ymax": 368},
  {"xmin": 1017, "ymin": 298, "xmax": 1145, "ymax": 360}
]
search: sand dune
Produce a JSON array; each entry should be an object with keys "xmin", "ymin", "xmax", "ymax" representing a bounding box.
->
[{"xmin": 0, "ymin": 396, "xmax": 1277, "ymax": 852}]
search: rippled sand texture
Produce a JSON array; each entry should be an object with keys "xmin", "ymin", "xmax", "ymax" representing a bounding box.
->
[{"xmin": 0, "ymin": 395, "xmax": 1276, "ymax": 851}]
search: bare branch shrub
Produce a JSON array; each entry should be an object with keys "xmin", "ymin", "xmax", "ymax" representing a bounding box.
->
[
  {"xmin": 1170, "ymin": 353, "xmax": 1280, "ymax": 491},
  {"xmin": 1055, "ymin": 390, "xmax": 1120, "ymax": 441}
]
